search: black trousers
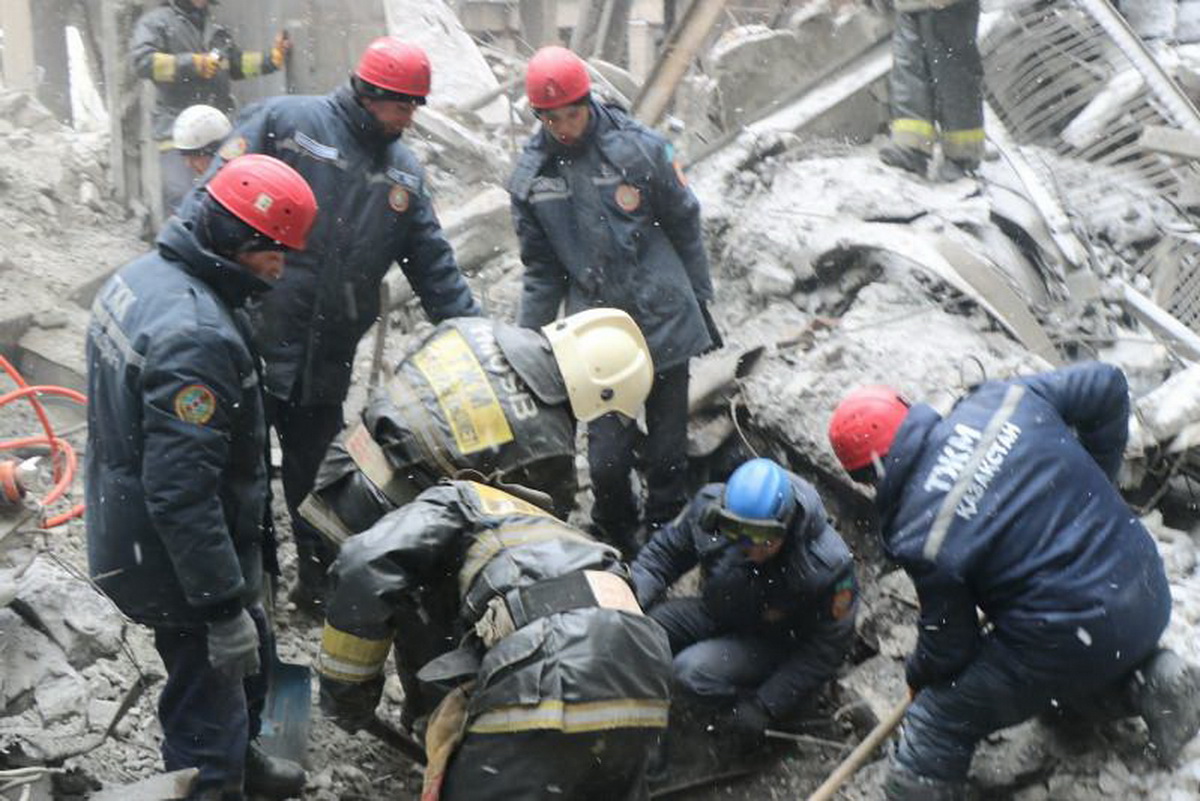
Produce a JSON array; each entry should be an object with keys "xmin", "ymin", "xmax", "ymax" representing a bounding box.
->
[
  {"xmin": 588, "ymin": 362, "xmax": 690, "ymax": 554},
  {"xmin": 264, "ymin": 396, "xmax": 344, "ymax": 571},
  {"xmin": 441, "ymin": 728, "xmax": 657, "ymax": 800}
]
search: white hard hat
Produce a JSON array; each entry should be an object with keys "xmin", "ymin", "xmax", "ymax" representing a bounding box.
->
[
  {"xmin": 543, "ymin": 308, "xmax": 654, "ymax": 422},
  {"xmin": 173, "ymin": 104, "xmax": 232, "ymax": 153}
]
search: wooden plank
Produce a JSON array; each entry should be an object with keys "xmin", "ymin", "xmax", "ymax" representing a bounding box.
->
[
  {"xmin": 632, "ymin": 0, "xmax": 728, "ymax": 126},
  {"xmin": 89, "ymin": 769, "xmax": 199, "ymax": 801},
  {"xmin": 0, "ymin": 0, "xmax": 37, "ymax": 92},
  {"xmin": 1139, "ymin": 124, "xmax": 1200, "ymax": 160}
]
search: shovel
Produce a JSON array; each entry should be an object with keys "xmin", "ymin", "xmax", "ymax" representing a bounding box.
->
[{"xmin": 258, "ymin": 657, "xmax": 313, "ymax": 764}]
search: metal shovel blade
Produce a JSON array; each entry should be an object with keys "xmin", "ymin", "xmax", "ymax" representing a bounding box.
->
[{"xmin": 259, "ymin": 658, "xmax": 312, "ymax": 764}]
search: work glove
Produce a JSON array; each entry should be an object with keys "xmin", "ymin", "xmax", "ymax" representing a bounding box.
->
[
  {"xmin": 191, "ymin": 52, "xmax": 221, "ymax": 80},
  {"xmin": 699, "ymin": 302, "xmax": 724, "ymax": 355},
  {"xmin": 207, "ymin": 608, "xmax": 261, "ymax": 681},
  {"xmin": 270, "ymin": 31, "xmax": 292, "ymax": 70},
  {"xmin": 320, "ymin": 673, "xmax": 384, "ymax": 735},
  {"xmin": 714, "ymin": 696, "xmax": 771, "ymax": 753}
]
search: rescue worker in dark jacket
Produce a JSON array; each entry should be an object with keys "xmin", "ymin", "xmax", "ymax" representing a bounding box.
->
[
  {"xmin": 132, "ymin": 0, "xmax": 288, "ymax": 211},
  {"xmin": 509, "ymin": 46, "xmax": 720, "ymax": 557},
  {"xmin": 187, "ymin": 36, "xmax": 481, "ymax": 611},
  {"xmin": 316, "ymin": 481, "xmax": 673, "ymax": 801},
  {"xmin": 631, "ymin": 458, "xmax": 857, "ymax": 754},
  {"xmin": 86, "ymin": 155, "xmax": 318, "ymax": 801},
  {"xmin": 878, "ymin": 0, "xmax": 983, "ymax": 181},
  {"xmin": 301, "ymin": 308, "xmax": 653, "ymax": 541},
  {"xmin": 828, "ymin": 363, "xmax": 1200, "ymax": 801}
]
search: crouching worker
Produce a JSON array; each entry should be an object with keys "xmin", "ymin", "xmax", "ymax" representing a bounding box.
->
[
  {"xmin": 300, "ymin": 308, "xmax": 653, "ymax": 542},
  {"xmin": 630, "ymin": 458, "xmax": 858, "ymax": 760},
  {"xmin": 86, "ymin": 155, "xmax": 318, "ymax": 800},
  {"xmin": 316, "ymin": 481, "xmax": 673, "ymax": 800},
  {"xmin": 828, "ymin": 362, "xmax": 1200, "ymax": 801}
]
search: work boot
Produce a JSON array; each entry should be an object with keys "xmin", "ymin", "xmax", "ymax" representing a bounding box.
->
[
  {"xmin": 882, "ymin": 766, "xmax": 967, "ymax": 801},
  {"xmin": 1130, "ymin": 648, "xmax": 1200, "ymax": 765},
  {"xmin": 245, "ymin": 740, "xmax": 306, "ymax": 799},
  {"xmin": 879, "ymin": 144, "xmax": 930, "ymax": 178},
  {"xmin": 937, "ymin": 158, "xmax": 980, "ymax": 182}
]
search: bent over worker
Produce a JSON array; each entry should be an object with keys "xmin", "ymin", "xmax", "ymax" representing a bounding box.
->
[
  {"xmin": 132, "ymin": 0, "xmax": 288, "ymax": 212},
  {"xmin": 316, "ymin": 481, "xmax": 673, "ymax": 801},
  {"xmin": 86, "ymin": 155, "xmax": 317, "ymax": 801},
  {"xmin": 879, "ymin": 0, "xmax": 984, "ymax": 180},
  {"xmin": 631, "ymin": 458, "xmax": 857, "ymax": 755},
  {"xmin": 828, "ymin": 362, "xmax": 1200, "ymax": 801},
  {"xmin": 300, "ymin": 308, "xmax": 653, "ymax": 540},
  {"xmin": 186, "ymin": 36, "xmax": 481, "ymax": 613},
  {"xmin": 509, "ymin": 46, "xmax": 720, "ymax": 557}
]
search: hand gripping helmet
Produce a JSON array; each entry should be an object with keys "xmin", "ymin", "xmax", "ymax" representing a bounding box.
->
[
  {"xmin": 354, "ymin": 37, "xmax": 431, "ymax": 100},
  {"xmin": 542, "ymin": 308, "xmax": 653, "ymax": 422},
  {"xmin": 173, "ymin": 104, "xmax": 232, "ymax": 153},
  {"xmin": 207, "ymin": 154, "xmax": 318, "ymax": 250},
  {"xmin": 828, "ymin": 385, "xmax": 910, "ymax": 473},
  {"xmin": 526, "ymin": 46, "xmax": 591, "ymax": 110},
  {"xmin": 709, "ymin": 458, "xmax": 796, "ymax": 545}
]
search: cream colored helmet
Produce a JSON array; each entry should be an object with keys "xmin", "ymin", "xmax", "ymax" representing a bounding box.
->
[
  {"xmin": 543, "ymin": 308, "xmax": 654, "ymax": 422},
  {"xmin": 173, "ymin": 104, "xmax": 232, "ymax": 153}
]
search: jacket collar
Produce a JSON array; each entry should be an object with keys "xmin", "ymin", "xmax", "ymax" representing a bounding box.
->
[
  {"xmin": 330, "ymin": 84, "xmax": 400, "ymax": 151},
  {"xmin": 170, "ymin": 0, "xmax": 208, "ymax": 30},
  {"xmin": 874, "ymin": 403, "xmax": 942, "ymax": 531},
  {"xmin": 157, "ymin": 216, "xmax": 271, "ymax": 308}
]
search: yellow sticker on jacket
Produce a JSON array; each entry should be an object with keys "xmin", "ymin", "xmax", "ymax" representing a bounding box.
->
[
  {"xmin": 173, "ymin": 384, "xmax": 217, "ymax": 425},
  {"xmin": 218, "ymin": 136, "xmax": 247, "ymax": 161},
  {"xmin": 467, "ymin": 481, "xmax": 552, "ymax": 518},
  {"xmin": 614, "ymin": 184, "xmax": 641, "ymax": 212},
  {"xmin": 389, "ymin": 185, "xmax": 410, "ymax": 213},
  {"xmin": 412, "ymin": 330, "xmax": 514, "ymax": 454}
]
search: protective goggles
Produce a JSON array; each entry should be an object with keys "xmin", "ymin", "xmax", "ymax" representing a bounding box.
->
[{"xmin": 713, "ymin": 509, "xmax": 788, "ymax": 545}]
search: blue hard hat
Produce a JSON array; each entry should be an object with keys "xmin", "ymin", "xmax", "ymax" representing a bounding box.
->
[{"xmin": 718, "ymin": 458, "xmax": 796, "ymax": 544}]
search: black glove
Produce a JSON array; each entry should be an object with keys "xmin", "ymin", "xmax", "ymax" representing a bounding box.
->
[
  {"xmin": 206, "ymin": 608, "xmax": 261, "ymax": 681},
  {"xmin": 714, "ymin": 696, "xmax": 771, "ymax": 753},
  {"xmin": 904, "ymin": 652, "xmax": 935, "ymax": 694},
  {"xmin": 699, "ymin": 303, "xmax": 724, "ymax": 354},
  {"xmin": 320, "ymin": 673, "xmax": 384, "ymax": 734}
]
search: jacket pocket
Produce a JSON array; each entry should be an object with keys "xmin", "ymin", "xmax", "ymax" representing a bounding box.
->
[{"xmin": 473, "ymin": 618, "xmax": 549, "ymax": 707}]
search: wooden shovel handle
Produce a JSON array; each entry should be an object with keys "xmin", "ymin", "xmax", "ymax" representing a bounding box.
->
[{"xmin": 805, "ymin": 696, "xmax": 911, "ymax": 801}]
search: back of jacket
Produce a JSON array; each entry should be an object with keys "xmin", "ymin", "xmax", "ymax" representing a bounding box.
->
[
  {"xmin": 187, "ymin": 87, "xmax": 479, "ymax": 404},
  {"xmin": 877, "ymin": 362, "xmax": 1171, "ymax": 682},
  {"xmin": 85, "ymin": 219, "xmax": 267, "ymax": 627},
  {"xmin": 322, "ymin": 481, "xmax": 672, "ymax": 734},
  {"xmin": 308, "ymin": 317, "xmax": 579, "ymax": 535}
]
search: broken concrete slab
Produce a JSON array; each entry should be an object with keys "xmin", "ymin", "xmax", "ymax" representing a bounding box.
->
[
  {"xmin": 16, "ymin": 560, "xmax": 124, "ymax": 670},
  {"xmin": 838, "ymin": 654, "xmax": 907, "ymax": 727},
  {"xmin": 439, "ymin": 185, "xmax": 516, "ymax": 274}
]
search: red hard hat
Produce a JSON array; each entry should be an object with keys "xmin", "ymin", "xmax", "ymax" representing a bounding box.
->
[
  {"xmin": 355, "ymin": 37, "xmax": 431, "ymax": 98},
  {"xmin": 207, "ymin": 154, "xmax": 318, "ymax": 250},
  {"xmin": 828, "ymin": 385, "xmax": 911, "ymax": 473},
  {"xmin": 526, "ymin": 46, "xmax": 590, "ymax": 110}
]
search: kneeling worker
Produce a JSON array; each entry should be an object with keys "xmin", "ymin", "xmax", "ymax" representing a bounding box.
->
[
  {"xmin": 316, "ymin": 480, "xmax": 673, "ymax": 800},
  {"xmin": 631, "ymin": 457, "xmax": 858, "ymax": 753},
  {"xmin": 828, "ymin": 362, "xmax": 1200, "ymax": 800}
]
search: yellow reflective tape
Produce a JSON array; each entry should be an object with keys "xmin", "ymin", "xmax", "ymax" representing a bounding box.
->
[
  {"xmin": 152, "ymin": 53, "xmax": 177, "ymax": 83},
  {"xmin": 943, "ymin": 128, "xmax": 985, "ymax": 145},
  {"xmin": 318, "ymin": 624, "xmax": 391, "ymax": 683},
  {"xmin": 241, "ymin": 51, "xmax": 264, "ymax": 77},
  {"xmin": 468, "ymin": 698, "xmax": 669, "ymax": 734},
  {"xmin": 467, "ymin": 482, "xmax": 553, "ymax": 519},
  {"xmin": 460, "ymin": 521, "xmax": 593, "ymax": 595},
  {"xmin": 891, "ymin": 118, "xmax": 935, "ymax": 151},
  {"xmin": 412, "ymin": 330, "xmax": 514, "ymax": 455}
]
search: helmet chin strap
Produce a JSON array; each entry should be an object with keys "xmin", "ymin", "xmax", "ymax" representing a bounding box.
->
[{"xmin": 870, "ymin": 451, "xmax": 887, "ymax": 482}]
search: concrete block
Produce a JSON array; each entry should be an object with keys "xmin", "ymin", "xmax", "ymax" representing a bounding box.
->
[
  {"xmin": 838, "ymin": 653, "xmax": 907, "ymax": 725},
  {"xmin": 17, "ymin": 560, "xmax": 125, "ymax": 669},
  {"xmin": 440, "ymin": 185, "xmax": 517, "ymax": 273}
]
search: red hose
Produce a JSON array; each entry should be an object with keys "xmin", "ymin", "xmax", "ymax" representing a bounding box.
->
[{"xmin": 0, "ymin": 358, "xmax": 87, "ymax": 527}]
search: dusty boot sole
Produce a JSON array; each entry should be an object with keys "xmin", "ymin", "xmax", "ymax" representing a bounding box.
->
[{"xmin": 1137, "ymin": 650, "xmax": 1200, "ymax": 765}]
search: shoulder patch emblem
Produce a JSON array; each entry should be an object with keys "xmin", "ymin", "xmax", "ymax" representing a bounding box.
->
[
  {"xmin": 389, "ymin": 185, "xmax": 410, "ymax": 213},
  {"xmin": 830, "ymin": 577, "xmax": 855, "ymax": 622},
  {"xmin": 174, "ymin": 384, "xmax": 217, "ymax": 425},
  {"xmin": 218, "ymin": 136, "xmax": 247, "ymax": 161},
  {"xmin": 614, "ymin": 183, "xmax": 641, "ymax": 212}
]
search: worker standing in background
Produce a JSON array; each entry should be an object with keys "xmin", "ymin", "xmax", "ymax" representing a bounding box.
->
[
  {"xmin": 878, "ymin": 0, "xmax": 984, "ymax": 181},
  {"xmin": 186, "ymin": 36, "xmax": 482, "ymax": 615},
  {"xmin": 509, "ymin": 45, "xmax": 721, "ymax": 558},
  {"xmin": 85, "ymin": 156, "xmax": 318, "ymax": 801},
  {"xmin": 631, "ymin": 458, "xmax": 857, "ymax": 760},
  {"xmin": 828, "ymin": 363, "xmax": 1200, "ymax": 800},
  {"xmin": 174, "ymin": 104, "xmax": 232, "ymax": 181},
  {"xmin": 316, "ymin": 480, "xmax": 673, "ymax": 801},
  {"xmin": 132, "ymin": 0, "xmax": 289, "ymax": 212}
]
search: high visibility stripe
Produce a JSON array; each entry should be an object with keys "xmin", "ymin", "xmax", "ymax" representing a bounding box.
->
[
  {"xmin": 941, "ymin": 128, "xmax": 986, "ymax": 161},
  {"xmin": 411, "ymin": 329, "xmax": 515, "ymax": 455},
  {"xmin": 241, "ymin": 51, "xmax": 264, "ymax": 77},
  {"xmin": 466, "ymin": 482, "xmax": 553, "ymax": 519},
  {"xmin": 460, "ymin": 522, "xmax": 594, "ymax": 595},
  {"xmin": 317, "ymin": 624, "xmax": 391, "ymax": 683},
  {"xmin": 152, "ymin": 53, "xmax": 178, "ymax": 83},
  {"xmin": 942, "ymin": 127, "xmax": 985, "ymax": 145},
  {"xmin": 923, "ymin": 385, "xmax": 1025, "ymax": 561},
  {"xmin": 90, "ymin": 298, "xmax": 145, "ymax": 369},
  {"xmin": 891, "ymin": 118, "xmax": 935, "ymax": 151},
  {"xmin": 468, "ymin": 698, "xmax": 669, "ymax": 734}
]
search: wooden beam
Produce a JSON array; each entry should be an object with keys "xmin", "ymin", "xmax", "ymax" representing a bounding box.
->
[
  {"xmin": 0, "ymin": 0, "xmax": 38, "ymax": 93},
  {"xmin": 631, "ymin": 0, "xmax": 727, "ymax": 126}
]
